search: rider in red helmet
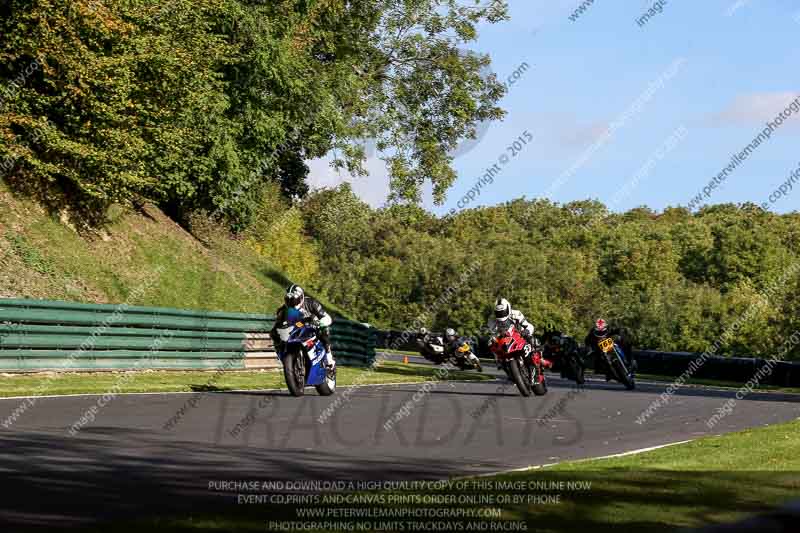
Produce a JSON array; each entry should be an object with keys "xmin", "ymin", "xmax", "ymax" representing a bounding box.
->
[{"xmin": 585, "ymin": 318, "xmax": 635, "ymax": 380}]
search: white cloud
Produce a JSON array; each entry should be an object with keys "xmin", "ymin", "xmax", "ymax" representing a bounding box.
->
[
  {"xmin": 707, "ymin": 92, "xmax": 800, "ymax": 127},
  {"xmin": 306, "ymin": 156, "xmax": 392, "ymax": 208},
  {"xmin": 559, "ymin": 120, "xmax": 610, "ymax": 147}
]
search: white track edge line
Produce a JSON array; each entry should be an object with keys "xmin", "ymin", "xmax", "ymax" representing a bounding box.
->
[{"xmin": 453, "ymin": 439, "xmax": 695, "ymax": 480}]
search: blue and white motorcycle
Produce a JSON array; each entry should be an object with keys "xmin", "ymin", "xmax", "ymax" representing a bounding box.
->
[{"xmin": 275, "ymin": 309, "xmax": 336, "ymax": 397}]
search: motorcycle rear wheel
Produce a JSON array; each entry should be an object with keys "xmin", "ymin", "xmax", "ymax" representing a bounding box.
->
[
  {"xmin": 283, "ymin": 352, "xmax": 306, "ymax": 397},
  {"xmin": 508, "ymin": 358, "xmax": 532, "ymax": 397}
]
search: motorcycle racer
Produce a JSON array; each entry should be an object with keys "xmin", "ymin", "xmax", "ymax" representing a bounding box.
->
[
  {"xmin": 270, "ymin": 284, "xmax": 335, "ymax": 370},
  {"xmin": 416, "ymin": 327, "xmax": 446, "ymax": 363},
  {"xmin": 443, "ymin": 327, "xmax": 459, "ymax": 358},
  {"xmin": 543, "ymin": 330, "xmax": 583, "ymax": 380},
  {"xmin": 488, "ymin": 298, "xmax": 541, "ymax": 369},
  {"xmin": 585, "ymin": 318, "xmax": 636, "ymax": 379}
]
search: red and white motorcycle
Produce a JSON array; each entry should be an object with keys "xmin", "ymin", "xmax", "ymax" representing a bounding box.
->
[{"xmin": 490, "ymin": 319, "xmax": 550, "ymax": 397}]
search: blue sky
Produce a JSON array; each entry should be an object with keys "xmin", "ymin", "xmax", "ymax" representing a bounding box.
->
[{"xmin": 309, "ymin": 0, "xmax": 800, "ymax": 214}]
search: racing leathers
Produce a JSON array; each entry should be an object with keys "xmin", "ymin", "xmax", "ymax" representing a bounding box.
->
[
  {"xmin": 584, "ymin": 325, "xmax": 635, "ymax": 378},
  {"xmin": 416, "ymin": 332, "xmax": 445, "ymax": 362},
  {"xmin": 270, "ymin": 297, "xmax": 334, "ymax": 368},
  {"xmin": 488, "ymin": 308, "xmax": 538, "ymax": 368},
  {"xmin": 543, "ymin": 332, "xmax": 581, "ymax": 378}
]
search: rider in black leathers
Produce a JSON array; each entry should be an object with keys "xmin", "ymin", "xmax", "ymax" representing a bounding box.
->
[
  {"xmin": 269, "ymin": 284, "xmax": 335, "ymax": 369},
  {"xmin": 416, "ymin": 328, "xmax": 445, "ymax": 363},
  {"xmin": 584, "ymin": 318, "xmax": 636, "ymax": 379},
  {"xmin": 443, "ymin": 328, "xmax": 460, "ymax": 359},
  {"xmin": 542, "ymin": 330, "xmax": 582, "ymax": 380}
]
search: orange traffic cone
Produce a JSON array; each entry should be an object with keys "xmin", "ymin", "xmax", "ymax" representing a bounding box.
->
[{"xmin": 403, "ymin": 355, "xmax": 409, "ymax": 364}]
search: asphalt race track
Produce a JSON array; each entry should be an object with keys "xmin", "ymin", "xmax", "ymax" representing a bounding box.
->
[{"xmin": 1, "ymin": 355, "xmax": 799, "ymax": 529}]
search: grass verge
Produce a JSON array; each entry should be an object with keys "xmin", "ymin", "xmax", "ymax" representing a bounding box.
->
[{"xmin": 0, "ymin": 361, "xmax": 492, "ymax": 398}]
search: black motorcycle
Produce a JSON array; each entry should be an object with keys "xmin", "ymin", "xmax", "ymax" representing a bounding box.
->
[
  {"xmin": 417, "ymin": 336, "xmax": 448, "ymax": 365},
  {"xmin": 545, "ymin": 334, "xmax": 585, "ymax": 385}
]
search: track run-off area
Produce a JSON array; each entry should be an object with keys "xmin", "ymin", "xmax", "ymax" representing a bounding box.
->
[{"xmin": 1, "ymin": 353, "xmax": 798, "ymax": 529}]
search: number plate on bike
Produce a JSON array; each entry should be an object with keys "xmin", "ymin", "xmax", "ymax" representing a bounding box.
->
[{"xmin": 599, "ymin": 338, "xmax": 614, "ymax": 353}]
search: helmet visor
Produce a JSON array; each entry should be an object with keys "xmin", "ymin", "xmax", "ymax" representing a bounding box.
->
[
  {"xmin": 285, "ymin": 294, "xmax": 304, "ymax": 308},
  {"xmin": 495, "ymin": 318, "xmax": 512, "ymax": 334}
]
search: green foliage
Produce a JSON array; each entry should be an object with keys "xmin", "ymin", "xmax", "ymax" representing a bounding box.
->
[
  {"xmin": 301, "ymin": 195, "xmax": 800, "ymax": 360},
  {"xmin": 0, "ymin": 0, "xmax": 508, "ymax": 226},
  {"xmin": 244, "ymin": 184, "xmax": 321, "ymax": 287}
]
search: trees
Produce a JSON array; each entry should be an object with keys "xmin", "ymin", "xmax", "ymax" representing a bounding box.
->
[
  {"xmin": 301, "ymin": 198, "xmax": 799, "ymax": 359},
  {"xmin": 1, "ymin": 0, "xmax": 509, "ymax": 226}
]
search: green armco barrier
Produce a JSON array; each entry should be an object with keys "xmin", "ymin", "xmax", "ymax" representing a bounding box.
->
[{"xmin": 0, "ymin": 298, "xmax": 376, "ymax": 371}]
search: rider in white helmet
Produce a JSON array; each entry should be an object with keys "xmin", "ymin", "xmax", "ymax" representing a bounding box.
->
[
  {"xmin": 488, "ymin": 298, "xmax": 535, "ymax": 341},
  {"xmin": 270, "ymin": 284, "xmax": 335, "ymax": 369},
  {"xmin": 488, "ymin": 298, "xmax": 538, "ymax": 368}
]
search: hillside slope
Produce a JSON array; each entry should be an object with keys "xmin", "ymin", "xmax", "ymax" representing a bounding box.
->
[{"xmin": 0, "ymin": 180, "xmax": 331, "ymax": 316}]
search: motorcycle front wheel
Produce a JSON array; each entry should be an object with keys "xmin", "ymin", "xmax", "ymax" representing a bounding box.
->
[
  {"xmin": 611, "ymin": 355, "xmax": 635, "ymax": 390},
  {"xmin": 283, "ymin": 351, "xmax": 306, "ymax": 397},
  {"xmin": 315, "ymin": 366, "xmax": 337, "ymax": 396},
  {"xmin": 508, "ymin": 358, "xmax": 532, "ymax": 397}
]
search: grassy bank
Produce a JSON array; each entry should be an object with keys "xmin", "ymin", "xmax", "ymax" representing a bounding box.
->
[
  {"xmin": 0, "ymin": 180, "xmax": 348, "ymax": 315},
  {"xmin": 0, "ymin": 361, "xmax": 492, "ymax": 398}
]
